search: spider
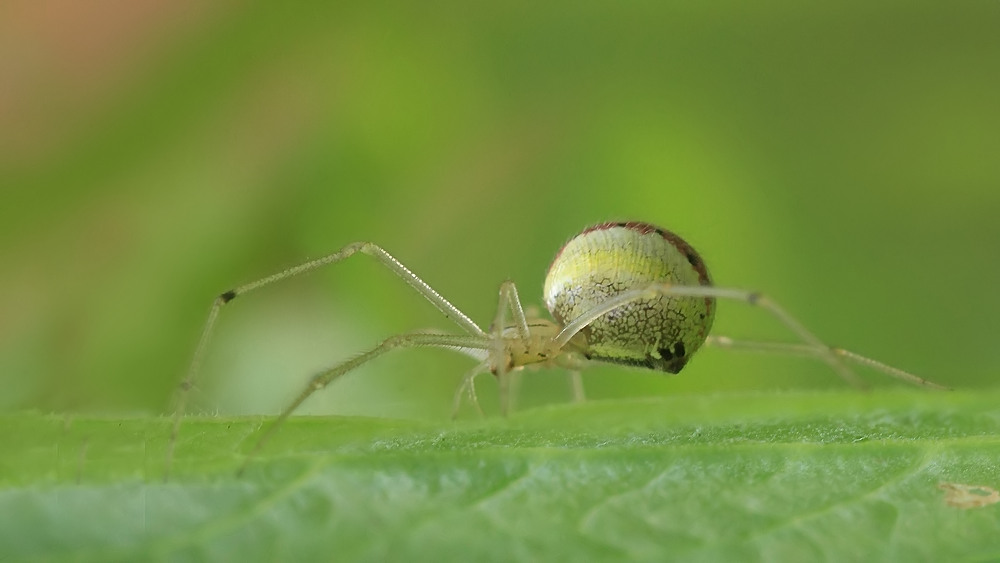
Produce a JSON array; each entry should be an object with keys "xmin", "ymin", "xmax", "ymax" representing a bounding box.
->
[{"xmin": 165, "ymin": 220, "xmax": 945, "ymax": 479}]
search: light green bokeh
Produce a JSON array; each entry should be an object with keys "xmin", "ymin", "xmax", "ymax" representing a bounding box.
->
[{"xmin": 1, "ymin": 1, "xmax": 998, "ymax": 418}]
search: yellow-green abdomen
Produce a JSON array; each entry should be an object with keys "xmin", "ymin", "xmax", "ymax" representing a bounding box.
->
[{"xmin": 543, "ymin": 221, "xmax": 715, "ymax": 373}]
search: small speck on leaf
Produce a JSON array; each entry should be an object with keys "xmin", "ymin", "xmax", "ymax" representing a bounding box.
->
[{"xmin": 938, "ymin": 482, "xmax": 1000, "ymax": 509}]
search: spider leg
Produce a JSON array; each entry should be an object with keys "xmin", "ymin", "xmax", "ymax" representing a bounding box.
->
[
  {"xmin": 491, "ymin": 281, "xmax": 533, "ymax": 415},
  {"xmin": 497, "ymin": 370, "xmax": 514, "ymax": 416},
  {"xmin": 166, "ymin": 242, "xmax": 485, "ymax": 481},
  {"xmin": 569, "ymin": 371, "xmax": 585, "ymax": 402},
  {"xmin": 452, "ymin": 361, "xmax": 489, "ymax": 419},
  {"xmin": 237, "ymin": 332, "xmax": 492, "ymax": 476},
  {"xmin": 705, "ymin": 336, "xmax": 948, "ymax": 389},
  {"xmin": 494, "ymin": 281, "xmax": 531, "ymax": 339},
  {"xmin": 555, "ymin": 283, "xmax": 943, "ymax": 389}
]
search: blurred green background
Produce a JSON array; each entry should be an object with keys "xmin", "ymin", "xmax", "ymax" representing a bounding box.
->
[{"xmin": 2, "ymin": 1, "xmax": 998, "ymax": 420}]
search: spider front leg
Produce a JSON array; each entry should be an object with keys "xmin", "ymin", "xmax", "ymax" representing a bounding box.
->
[{"xmin": 165, "ymin": 241, "xmax": 486, "ymax": 481}]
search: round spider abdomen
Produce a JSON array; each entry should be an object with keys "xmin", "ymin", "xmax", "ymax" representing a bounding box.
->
[{"xmin": 544, "ymin": 221, "xmax": 715, "ymax": 373}]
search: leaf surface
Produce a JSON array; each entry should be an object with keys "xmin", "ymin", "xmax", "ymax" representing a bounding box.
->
[{"xmin": 2, "ymin": 389, "xmax": 1000, "ymax": 562}]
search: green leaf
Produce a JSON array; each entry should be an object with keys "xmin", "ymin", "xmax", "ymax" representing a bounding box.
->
[{"xmin": 3, "ymin": 389, "xmax": 1000, "ymax": 562}]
